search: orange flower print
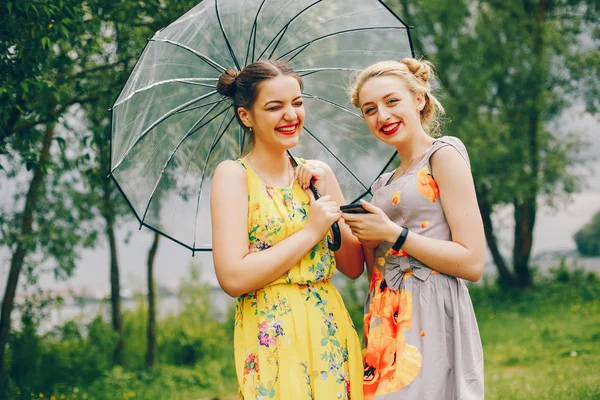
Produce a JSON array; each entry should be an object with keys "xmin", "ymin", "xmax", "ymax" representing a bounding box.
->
[
  {"xmin": 369, "ymin": 267, "xmax": 383, "ymax": 293},
  {"xmin": 377, "ymin": 257, "xmax": 386, "ymax": 267},
  {"xmin": 363, "ymin": 336, "xmax": 396, "ymax": 399},
  {"xmin": 391, "ymin": 191, "xmax": 401, "ymax": 205},
  {"xmin": 416, "ymin": 166, "xmax": 440, "ymax": 202},
  {"xmin": 421, "ymin": 220, "xmax": 429, "ymax": 229},
  {"xmin": 242, "ymin": 352, "xmax": 259, "ymax": 383},
  {"xmin": 363, "ymin": 287, "xmax": 422, "ymax": 399},
  {"xmin": 420, "ymin": 331, "xmax": 426, "ymax": 337},
  {"xmin": 386, "ymin": 248, "xmax": 408, "ymax": 258}
]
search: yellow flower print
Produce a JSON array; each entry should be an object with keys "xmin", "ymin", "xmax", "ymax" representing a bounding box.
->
[
  {"xmin": 391, "ymin": 191, "xmax": 401, "ymax": 205},
  {"xmin": 416, "ymin": 166, "xmax": 440, "ymax": 202}
]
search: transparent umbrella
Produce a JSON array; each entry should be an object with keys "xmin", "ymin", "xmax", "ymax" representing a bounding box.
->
[{"xmin": 110, "ymin": 0, "xmax": 413, "ymax": 253}]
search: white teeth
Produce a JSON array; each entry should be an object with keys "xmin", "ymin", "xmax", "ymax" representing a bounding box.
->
[
  {"xmin": 277, "ymin": 126, "xmax": 295, "ymax": 132},
  {"xmin": 382, "ymin": 123, "xmax": 399, "ymax": 132}
]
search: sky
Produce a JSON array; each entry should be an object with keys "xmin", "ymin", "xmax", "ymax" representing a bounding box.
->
[{"xmin": 1, "ymin": 105, "xmax": 599, "ymax": 295}]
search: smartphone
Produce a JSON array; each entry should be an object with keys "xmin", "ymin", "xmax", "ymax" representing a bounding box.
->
[{"xmin": 340, "ymin": 203, "xmax": 369, "ymax": 214}]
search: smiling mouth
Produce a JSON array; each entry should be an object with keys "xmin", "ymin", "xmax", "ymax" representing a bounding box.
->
[
  {"xmin": 380, "ymin": 122, "xmax": 400, "ymax": 136},
  {"xmin": 275, "ymin": 124, "xmax": 298, "ymax": 135}
]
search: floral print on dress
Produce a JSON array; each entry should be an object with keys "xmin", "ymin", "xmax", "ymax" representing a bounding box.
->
[
  {"xmin": 363, "ymin": 268, "xmax": 422, "ymax": 400},
  {"xmin": 391, "ymin": 191, "xmax": 401, "ymax": 205},
  {"xmin": 243, "ymin": 352, "xmax": 260, "ymax": 383},
  {"xmin": 258, "ymin": 320, "xmax": 286, "ymax": 348},
  {"xmin": 235, "ymin": 158, "xmax": 362, "ymax": 399},
  {"xmin": 416, "ymin": 165, "xmax": 440, "ymax": 202}
]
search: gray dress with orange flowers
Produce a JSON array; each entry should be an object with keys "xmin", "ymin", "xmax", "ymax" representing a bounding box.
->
[{"xmin": 362, "ymin": 136, "xmax": 484, "ymax": 400}]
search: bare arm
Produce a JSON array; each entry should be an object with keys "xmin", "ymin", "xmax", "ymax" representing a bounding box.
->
[
  {"xmin": 210, "ymin": 160, "xmax": 342, "ymax": 297},
  {"xmin": 307, "ymin": 160, "xmax": 365, "ymax": 279},
  {"xmin": 344, "ymin": 146, "xmax": 485, "ymax": 282}
]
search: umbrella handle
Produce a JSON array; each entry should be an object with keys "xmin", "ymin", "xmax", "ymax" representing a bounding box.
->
[{"xmin": 310, "ymin": 186, "xmax": 342, "ymax": 252}]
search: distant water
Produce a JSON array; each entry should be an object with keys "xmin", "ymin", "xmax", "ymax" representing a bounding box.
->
[{"xmin": 18, "ymin": 287, "xmax": 235, "ymax": 334}]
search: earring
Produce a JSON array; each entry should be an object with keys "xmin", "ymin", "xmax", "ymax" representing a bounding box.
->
[{"xmin": 248, "ymin": 126, "xmax": 253, "ymax": 132}]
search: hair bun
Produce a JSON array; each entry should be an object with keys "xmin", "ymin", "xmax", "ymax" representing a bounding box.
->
[
  {"xmin": 216, "ymin": 68, "xmax": 240, "ymax": 97},
  {"xmin": 400, "ymin": 58, "xmax": 432, "ymax": 84}
]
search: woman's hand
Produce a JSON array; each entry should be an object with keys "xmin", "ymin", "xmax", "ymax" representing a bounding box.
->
[
  {"xmin": 342, "ymin": 200, "xmax": 400, "ymax": 243},
  {"xmin": 295, "ymin": 161, "xmax": 327, "ymax": 194},
  {"xmin": 304, "ymin": 194, "xmax": 341, "ymax": 239}
]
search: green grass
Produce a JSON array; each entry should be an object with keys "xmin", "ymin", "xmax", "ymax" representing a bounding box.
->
[{"xmin": 470, "ymin": 269, "xmax": 600, "ymax": 399}]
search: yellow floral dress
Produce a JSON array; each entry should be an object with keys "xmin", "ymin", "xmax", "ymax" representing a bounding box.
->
[{"xmin": 234, "ymin": 158, "xmax": 363, "ymax": 400}]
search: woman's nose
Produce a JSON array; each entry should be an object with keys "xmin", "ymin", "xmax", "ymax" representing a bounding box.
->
[
  {"xmin": 378, "ymin": 109, "xmax": 390, "ymax": 123},
  {"xmin": 283, "ymin": 105, "xmax": 297, "ymax": 120}
]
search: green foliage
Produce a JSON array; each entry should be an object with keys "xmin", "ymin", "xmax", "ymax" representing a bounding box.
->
[
  {"xmin": 6, "ymin": 273, "xmax": 236, "ymax": 398},
  {"xmin": 574, "ymin": 210, "xmax": 600, "ymax": 256},
  {"xmin": 338, "ymin": 273, "xmax": 369, "ymax": 339},
  {"xmin": 7, "ymin": 314, "xmax": 117, "ymax": 396}
]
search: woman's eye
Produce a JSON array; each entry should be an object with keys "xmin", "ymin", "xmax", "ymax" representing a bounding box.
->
[
  {"xmin": 387, "ymin": 99, "xmax": 398, "ymax": 105},
  {"xmin": 365, "ymin": 107, "xmax": 376, "ymax": 114},
  {"xmin": 294, "ymin": 102, "xmax": 304, "ymax": 107},
  {"xmin": 268, "ymin": 106, "xmax": 281, "ymax": 111}
]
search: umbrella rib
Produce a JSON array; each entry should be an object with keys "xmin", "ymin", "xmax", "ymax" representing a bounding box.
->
[
  {"xmin": 297, "ymin": 67, "xmax": 362, "ymax": 79},
  {"xmin": 169, "ymin": 108, "xmax": 233, "ymax": 232},
  {"xmin": 192, "ymin": 113, "xmax": 237, "ymax": 250},
  {"xmin": 140, "ymin": 102, "xmax": 227, "ymax": 224},
  {"xmin": 245, "ymin": 0, "xmax": 268, "ymax": 65},
  {"xmin": 303, "ymin": 125, "xmax": 369, "ymax": 193},
  {"xmin": 175, "ymin": 98, "xmax": 227, "ymax": 115},
  {"xmin": 112, "ymin": 90, "xmax": 219, "ymax": 172},
  {"xmin": 267, "ymin": 25, "xmax": 290, "ymax": 59},
  {"xmin": 257, "ymin": 0, "xmax": 325, "ymax": 61},
  {"xmin": 302, "ymin": 93, "xmax": 362, "ymax": 117},
  {"xmin": 150, "ymin": 38, "xmax": 227, "ymax": 72},
  {"xmin": 113, "ymin": 78, "xmax": 217, "ymax": 108},
  {"xmin": 277, "ymin": 26, "xmax": 405, "ymax": 62},
  {"xmin": 350, "ymin": 152, "xmax": 398, "ymax": 204},
  {"xmin": 215, "ymin": 0, "xmax": 241, "ymax": 70}
]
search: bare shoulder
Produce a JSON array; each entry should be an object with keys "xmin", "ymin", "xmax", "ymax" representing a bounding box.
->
[
  {"xmin": 212, "ymin": 159, "xmax": 247, "ymax": 183},
  {"xmin": 430, "ymin": 145, "xmax": 470, "ymax": 175}
]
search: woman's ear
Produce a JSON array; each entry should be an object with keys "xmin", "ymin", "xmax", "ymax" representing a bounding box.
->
[
  {"xmin": 416, "ymin": 93, "xmax": 426, "ymax": 111},
  {"xmin": 237, "ymin": 107, "xmax": 252, "ymax": 129}
]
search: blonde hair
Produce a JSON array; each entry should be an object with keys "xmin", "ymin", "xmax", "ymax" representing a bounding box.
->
[{"xmin": 350, "ymin": 58, "xmax": 445, "ymax": 136}]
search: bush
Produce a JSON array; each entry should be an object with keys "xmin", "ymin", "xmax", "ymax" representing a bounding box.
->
[{"xmin": 574, "ymin": 210, "xmax": 600, "ymax": 256}]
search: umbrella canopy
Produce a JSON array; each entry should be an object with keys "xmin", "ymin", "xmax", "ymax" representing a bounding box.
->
[{"xmin": 110, "ymin": 0, "xmax": 413, "ymax": 252}]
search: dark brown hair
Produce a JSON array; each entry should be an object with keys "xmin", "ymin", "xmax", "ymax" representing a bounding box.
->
[{"xmin": 216, "ymin": 60, "xmax": 303, "ymax": 128}]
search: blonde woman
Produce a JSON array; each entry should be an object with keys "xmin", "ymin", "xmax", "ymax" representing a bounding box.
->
[{"xmin": 343, "ymin": 58, "xmax": 485, "ymax": 399}]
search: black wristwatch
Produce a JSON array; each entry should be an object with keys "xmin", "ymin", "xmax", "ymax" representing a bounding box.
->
[{"xmin": 391, "ymin": 227, "xmax": 409, "ymax": 251}]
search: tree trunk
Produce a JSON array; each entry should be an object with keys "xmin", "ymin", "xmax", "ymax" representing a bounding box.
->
[
  {"xmin": 513, "ymin": 200, "xmax": 535, "ymax": 287},
  {"xmin": 511, "ymin": 0, "xmax": 545, "ymax": 288},
  {"xmin": 146, "ymin": 231, "xmax": 160, "ymax": 369},
  {"xmin": 103, "ymin": 177, "xmax": 125, "ymax": 366},
  {"xmin": 0, "ymin": 123, "xmax": 55, "ymax": 376},
  {"xmin": 477, "ymin": 186, "xmax": 516, "ymax": 286}
]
